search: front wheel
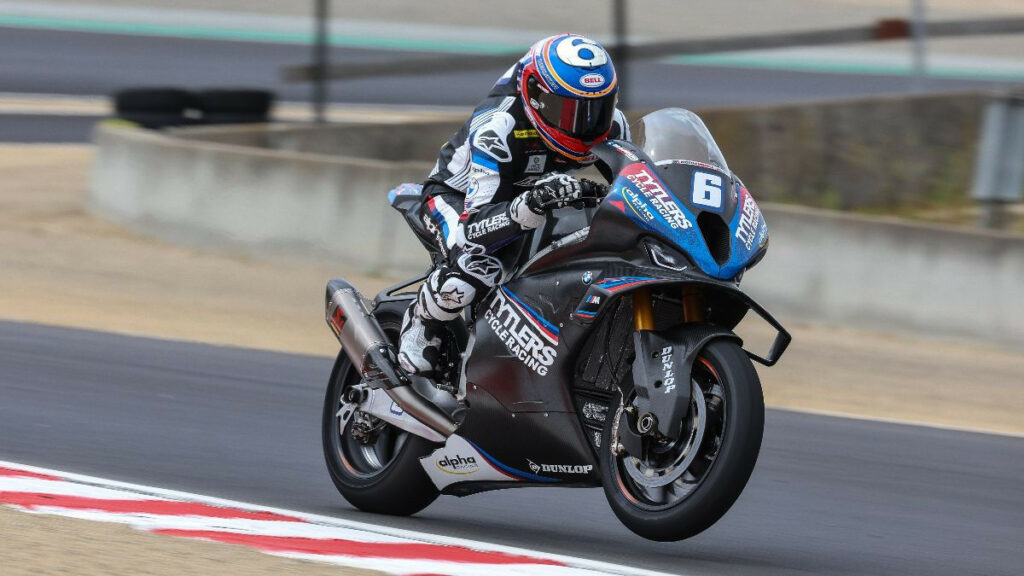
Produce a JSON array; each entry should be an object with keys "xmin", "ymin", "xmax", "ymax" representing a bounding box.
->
[
  {"xmin": 601, "ymin": 339, "xmax": 764, "ymax": 541},
  {"xmin": 321, "ymin": 300, "xmax": 440, "ymax": 516}
]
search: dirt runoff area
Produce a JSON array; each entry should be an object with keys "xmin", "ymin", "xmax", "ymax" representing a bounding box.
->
[{"xmin": 1, "ymin": 144, "xmax": 1023, "ymax": 571}]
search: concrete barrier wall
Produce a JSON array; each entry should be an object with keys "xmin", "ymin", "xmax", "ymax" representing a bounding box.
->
[
  {"xmin": 745, "ymin": 206, "xmax": 1024, "ymax": 348},
  {"xmin": 91, "ymin": 125, "xmax": 431, "ymax": 275},
  {"xmin": 649, "ymin": 93, "xmax": 986, "ymax": 211},
  {"xmin": 90, "ymin": 114, "xmax": 1024, "ymax": 348},
  {"xmin": 170, "ymin": 121, "xmax": 462, "ymax": 162}
]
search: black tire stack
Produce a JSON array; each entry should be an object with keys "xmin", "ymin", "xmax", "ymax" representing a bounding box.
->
[{"xmin": 112, "ymin": 88, "xmax": 274, "ymax": 129}]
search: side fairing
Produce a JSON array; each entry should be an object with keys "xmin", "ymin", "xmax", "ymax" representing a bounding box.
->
[
  {"xmin": 455, "ymin": 269, "xmax": 610, "ymax": 488},
  {"xmin": 466, "ymin": 271, "xmax": 591, "ymax": 413}
]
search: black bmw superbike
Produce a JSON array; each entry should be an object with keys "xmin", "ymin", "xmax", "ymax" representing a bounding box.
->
[{"xmin": 322, "ymin": 108, "xmax": 791, "ymax": 541}]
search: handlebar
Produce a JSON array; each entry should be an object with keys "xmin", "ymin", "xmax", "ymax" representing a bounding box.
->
[{"xmin": 580, "ymin": 178, "xmax": 609, "ymax": 201}]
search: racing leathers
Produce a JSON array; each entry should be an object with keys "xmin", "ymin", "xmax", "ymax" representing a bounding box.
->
[{"xmin": 397, "ymin": 62, "xmax": 630, "ymax": 377}]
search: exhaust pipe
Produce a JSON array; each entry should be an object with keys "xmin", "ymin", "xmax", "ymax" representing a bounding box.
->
[{"xmin": 325, "ymin": 279, "xmax": 456, "ymax": 438}]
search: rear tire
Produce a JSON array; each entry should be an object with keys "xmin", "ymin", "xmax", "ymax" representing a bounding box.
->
[
  {"xmin": 601, "ymin": 339, "xmax": 764, "ymax": 541},
  {"xmin": 321, "ymin": 300, "xmax": 440, "ymax": 516}
]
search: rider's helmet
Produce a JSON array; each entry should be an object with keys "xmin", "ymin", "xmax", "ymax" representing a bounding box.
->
[{"xmin": 519, "ymin": 34, "xmax": 618, "ymax": 163}]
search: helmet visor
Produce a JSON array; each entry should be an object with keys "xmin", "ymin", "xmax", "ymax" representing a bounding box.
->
[{"xmin": 527, "ymin": 76, "xmax": 616, "ymax": 142}]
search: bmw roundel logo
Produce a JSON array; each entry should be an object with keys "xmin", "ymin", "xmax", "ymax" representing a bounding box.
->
[{"xmin": 582, "ymin": 271, "xmax": 593, "ymax": 284}]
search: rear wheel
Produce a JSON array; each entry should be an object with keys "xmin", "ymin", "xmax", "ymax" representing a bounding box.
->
[
  {"xmin": 321, "ymin": 300, "xmax": 440, "ymax": 516},
  {"xmin": 601, "ymin": 339, "xmax": 764, "ymax": 541}
]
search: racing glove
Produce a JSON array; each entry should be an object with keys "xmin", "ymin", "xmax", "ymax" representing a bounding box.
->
[{"xmin": 526, "ymin": 173, "xmax": 582, "ymax": 213}]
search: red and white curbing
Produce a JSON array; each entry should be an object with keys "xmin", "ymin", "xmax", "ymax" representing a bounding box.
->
[{"xmin": 0, "ymin": 461, "xmax": 677, "ymax": 576}]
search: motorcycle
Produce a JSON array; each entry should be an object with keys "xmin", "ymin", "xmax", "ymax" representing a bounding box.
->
[{"xmin": 321, "ymin": 108, "xmax": 791, "ymax": 542}]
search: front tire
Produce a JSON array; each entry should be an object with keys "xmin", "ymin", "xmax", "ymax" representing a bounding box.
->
[
  {"xmin": 321, "ymin": 300, "xmax": 440, "ymax": 516},
  {"xmin": 601, "ymin": 339, "xmax": 764, "ymax": 541}
]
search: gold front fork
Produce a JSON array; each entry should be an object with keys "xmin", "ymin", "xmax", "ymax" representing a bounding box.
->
[
  {"xmin": 632, "ymin": 288, "xmax": 655, "ymax": 331},
  {"xmin": 682, "ymin": 285, "xmax": 705, "ymax": 323},
  {"xmin": 633, "ymin": 285, "xmax": 704, "ymax": 330}
]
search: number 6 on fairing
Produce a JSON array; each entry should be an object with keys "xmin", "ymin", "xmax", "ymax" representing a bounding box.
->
[{"xmin": 692, "ymin": 171, "xmax": 723, "ymax": 210}]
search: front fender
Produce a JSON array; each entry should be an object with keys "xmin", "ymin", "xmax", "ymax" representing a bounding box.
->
[
  {"xmin": 628, "ymin": 324, "xmax": 740, "ymax": 440},
  {"xmin": 572, "ymin": 272, "xmax": 791, "ymax": 367}
]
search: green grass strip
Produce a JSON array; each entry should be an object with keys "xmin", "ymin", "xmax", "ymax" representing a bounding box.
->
[
  {"xmin": 0, "ymin": 14, "xmax": 524, "ymax": 54},
  {"xmin": 666, "ymin": 53, "xmax": 1024, "ymax": 82}
]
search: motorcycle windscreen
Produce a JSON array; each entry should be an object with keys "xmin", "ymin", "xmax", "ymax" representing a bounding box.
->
[{"xmin": 632, "ymin": 108, "xmax": 729, "ymax": 171}]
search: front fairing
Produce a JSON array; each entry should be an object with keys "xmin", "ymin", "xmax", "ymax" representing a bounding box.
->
[{"xmin": 595, "ymin": 158, "xmax": 768, "ymax": 281}]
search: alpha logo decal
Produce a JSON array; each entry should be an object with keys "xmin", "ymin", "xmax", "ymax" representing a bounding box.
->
[
  {"xmin": 624, "ymin": 166, "xmax": 692, "ymax": 230},
  {"xmin": 525, "ymin": 154, "xmax": 547, "ymax": 174},
  {"xmin": 484, "ymin": 288, "xmax": 558, "ymax": 376},
  {"xmin": 527, "ymin": 459, "xmax": 593, "ymax": 475},
  {"xmin": 474, "ymin": 129, "xmax": 512, "ymax": 163},
  {"xmin": 622, "ymin": 187, "xmax": 655, "ymax": 223},
  {"xmin": 735, "ymin": 190, "xmax": 761, "ymax": 251},
  {"xmin": 436, "ymin": 454, "xmax": 479, "ymax": 475}
]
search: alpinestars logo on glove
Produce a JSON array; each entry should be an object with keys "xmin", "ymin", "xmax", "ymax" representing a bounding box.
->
[{"xmin": 484, "ymin": 288, "xmax": 558, "ymax": 376}]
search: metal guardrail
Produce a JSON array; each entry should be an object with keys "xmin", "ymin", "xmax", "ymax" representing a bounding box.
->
[
  {"xmin": 972, "ymin": 91, "xmax": 1024, "ymax": 230},
  {"xmin": 283, "ymin": 16, "xmax": 1024, "ymax": 83}
]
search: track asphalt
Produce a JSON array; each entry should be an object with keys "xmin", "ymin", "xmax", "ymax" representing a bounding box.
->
[{"xmin": 1, "ymin": 320, "xmax": 1021, "ymax": 576}]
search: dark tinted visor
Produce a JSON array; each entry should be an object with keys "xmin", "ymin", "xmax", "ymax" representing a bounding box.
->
[{"xmin": 527, "ymin": 76, "xmax": 616, "ymax": 141}]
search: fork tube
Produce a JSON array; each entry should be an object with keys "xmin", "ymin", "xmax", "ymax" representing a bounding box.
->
[
  {"xmin": 633, "ymin": 288, "xmax": 655, "ymax": 331},
  {"xmin": 682, "ymin": 285, "xmax": 705, "ymax": 323}
]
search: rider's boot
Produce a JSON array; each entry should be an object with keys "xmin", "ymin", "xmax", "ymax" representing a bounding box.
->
[
  {"xmin": 397, "ymin": 266, "xmax": 475, "ymax": 379},
  {"xmin": 398, "ymin": 305, "xmax": 444, "ymax": 377}
]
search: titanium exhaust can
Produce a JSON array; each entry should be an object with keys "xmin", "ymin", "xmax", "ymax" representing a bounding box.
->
[
  {"xmin": 325, "ymin": 278, "xmax": 388, "ymax": 376},
  {"xmin": 325, "ymin": 279, "xmax": 456, "ymax": 438}
]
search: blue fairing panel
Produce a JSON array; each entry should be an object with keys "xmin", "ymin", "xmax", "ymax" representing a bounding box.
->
[{"xmin": 605, "ymin": 163, "xmax": 768, "ymax": 280}]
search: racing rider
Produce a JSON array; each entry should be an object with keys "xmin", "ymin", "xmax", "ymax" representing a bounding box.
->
[{"xmin": 399, "ymin": 33, "xmax": 630, "ymax": 378}]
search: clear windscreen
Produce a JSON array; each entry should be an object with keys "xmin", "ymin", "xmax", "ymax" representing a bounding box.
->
[{"xmin": 631, "ymin": 108, "xmax": 729, "ymax": 171}]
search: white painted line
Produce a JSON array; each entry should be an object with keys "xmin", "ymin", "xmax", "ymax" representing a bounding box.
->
[
  {"xmin": 0, "ymin": 476, "xmax": 151, "ymax": 499},
  {"xmin": 285, "ymin": 554, "xmax": 646, "ymax": 576}
]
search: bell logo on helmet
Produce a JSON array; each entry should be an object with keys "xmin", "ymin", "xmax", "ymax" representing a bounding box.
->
[{"xmin": 580, "ymin": 73, "xmax": 606, "ymax": 87}]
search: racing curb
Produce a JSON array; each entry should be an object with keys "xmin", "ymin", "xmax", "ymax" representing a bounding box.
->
[{"xmin": 0, "ymin": 460, "xmax": 680, "ymax": 576}]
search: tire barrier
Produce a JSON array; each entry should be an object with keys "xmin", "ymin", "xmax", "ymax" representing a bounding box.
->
[{"xmin": 112, "ymin": 87, "xmax": 274, "ymax": 129}]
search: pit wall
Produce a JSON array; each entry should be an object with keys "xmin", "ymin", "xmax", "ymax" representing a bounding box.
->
[{"xmin": 90, "ymin": 93, "xmax": 1024, "ymax": 347}]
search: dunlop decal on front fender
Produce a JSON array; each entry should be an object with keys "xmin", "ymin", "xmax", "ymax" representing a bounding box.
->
[{"xmin": 630, "ymin": 324, "xmax": 740, "ymax": 439}]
